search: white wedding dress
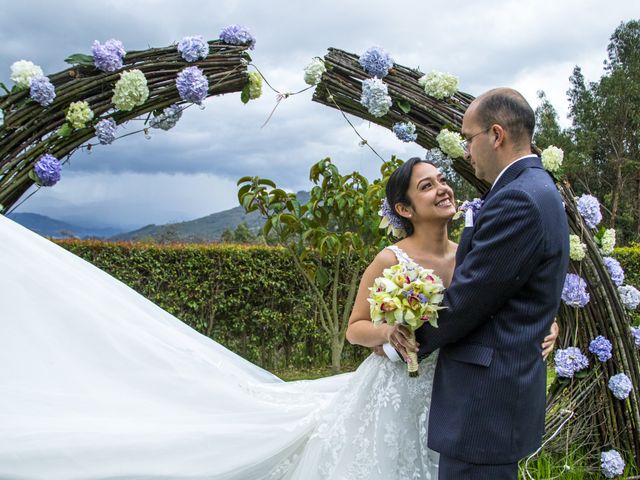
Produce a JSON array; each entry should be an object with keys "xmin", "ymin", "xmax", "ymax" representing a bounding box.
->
[{"xmin": 0, "ymin": 214, "xmax": 439, "ymax": 479}]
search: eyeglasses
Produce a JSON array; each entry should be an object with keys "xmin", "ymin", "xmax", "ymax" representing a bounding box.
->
[{"xmin": 460, "ymin": 127, "xmax": 491, "ymax": 153}]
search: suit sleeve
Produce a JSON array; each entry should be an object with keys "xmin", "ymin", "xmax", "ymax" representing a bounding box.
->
[{"xmin": 416, "ymin": 189, "xmax": 545, "ymax": 355}]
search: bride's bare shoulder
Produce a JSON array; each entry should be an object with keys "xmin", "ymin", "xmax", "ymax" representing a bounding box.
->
[{"xmin": 372, "ymin": 246, "xmax": 397, "ymax": 268}]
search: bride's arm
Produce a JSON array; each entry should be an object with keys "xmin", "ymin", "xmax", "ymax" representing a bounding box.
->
[{"xmin": 345, "ymin": 249, "xmax": 397, "ymax": 348}]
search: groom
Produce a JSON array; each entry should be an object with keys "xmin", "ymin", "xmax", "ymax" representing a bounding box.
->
[{"xmin": 393, "ymin": 88, "xmax": 569, "ymax": 479}]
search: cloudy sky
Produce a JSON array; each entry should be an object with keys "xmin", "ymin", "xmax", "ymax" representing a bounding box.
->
[{"xmin": 1, "ymin": 1, "xmax": 637, "ymax": 230}]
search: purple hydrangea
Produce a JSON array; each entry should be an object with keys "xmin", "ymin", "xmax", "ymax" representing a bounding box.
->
[
  {"xmin": 150, "ymin": 104, "xmax": 183, "ymax": 131},
  {"xmin": 219, "ymin": 24, "xmax": 256, "ymax": 49},
  {"xmin": 358, "ymin": 46, "xmax": 394, "ymax": 78},
  {"xmin": 603, "ymin": 257, "xmax": 625, "ymax": 286},
  {"xmin": 601, "ymin": 450, "xmax": 625, "ymax": 478},
  {"xmin": 92, "ymin": 39, "xmax": 126, "ymax": 72},
  {"xmin": 618, "ymin": 285, "xmax": 640, "ymax": 310},
  {"xmin": 459, "ymin": 198, "xmax": 484, "ymax": 218},
  {"xmin": 178, "ymin": 35, "xmax": 209, "ymax": 62},
  {"xmin": 29, "ymin": 75, "xmax": 56, "ymax": 107},
  {"xmin": 631, "ymin": 326, "xmax": 640, "ymax": 348},
  {"xmin": 589, "ymin": 335, "xmax": 612, "ymax": 362},
  {"xmin": 380, "ymin": 198, "xmax": 405, "ymax": 232},
  {"xmin": 392, "ymin": 122, "xmax": 417, "ymax": 142},
  {"xmin": 360, "ymin": 77, "xmax": 392, "ymax": 117},
  {"xmin": 95, "ymin": 118, "xmax": 117, "ymax": 145},
  {"xmin": 34, "ymin": 154, "xmax": 62, "ymax": 186},
  {"xmin": 554, "ymin": 347, "xmax": 589, "ymax": 378},
  {"xmin": 576, "ymin": 194, "xmax": 602, "ymax": 229},
  {"xmin": 608, "ymin": 373, "xmax": 633, "ymax": 400},
  {"xmin": 176, "ymin": 66, "xmax": 209, "ymax": 105},
  {"xmin": 562, "ymin": 273, "xmax": 590, "ymax": 308}
]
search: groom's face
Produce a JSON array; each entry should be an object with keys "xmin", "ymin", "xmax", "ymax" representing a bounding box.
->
[{"xmin": 462, "ymin": 103, "xmax": 493, "ymax": 182}]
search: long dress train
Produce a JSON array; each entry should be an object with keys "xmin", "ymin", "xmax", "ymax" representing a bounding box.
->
[{"xmin": 0, "ymin": 214, "xmax": 439, "ymax": 479}]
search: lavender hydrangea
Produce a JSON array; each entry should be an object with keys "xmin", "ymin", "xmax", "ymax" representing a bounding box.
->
[
  {"xmin": 618, "ymin": 285, "xmax": 640, "ymax": 310},
  {"xmin": 178, "ymin": 35, "xmax": 209, "ymax": 62},
  {"xmin": 176, "ymin": 66, "xmax": 209, "ymax": 105},
  {"xmin": 33, "ymin": 154, "xmax": 62, "ymax": 186},
  {"xmin": 150, "ymin": 104, "xmax": 183, "ymax": 131},
  {"xmin": 603, "ymin": 257, "xmax": 625, "ymax": 286},
  {"xmin": 219, "ymin": 24, "xmax": 256, "ymax": 49},
  {"xmin": 95, "ymin": 118, "xmax": 117, "ymax": 144},
  {"xmin": 358, "ymin": 46, "xmax": 394, "ymax": 78},
  {"xmin": 589, "ymin": 335, "xmax": 612, "ymax": 362},
  {"xmin": 608, "ymin": 373, "xmax": 633, "ymax": 400},
  {"xmin": 92, "ymin": 39, "xmax": 126, "ymax": 72},
  {"xmin": 379, "ymin": 198, "xmax": 406, "ymax": 238},
  {"xmin": 577, "ymin": 194, "xmax": 602, "ymax": 229},
  {"xmin": 601, "ymin": 450, "xmax": 625, "ymax": 478},
  {"xmin": 554, "ymin": 347, "xmax": 589, "ymax": 378},
  {"xmin": 631, "ymin": 326, "xmax": 640, "ymax": 348},
  {"xmin": 561, "ymin": 273, "xmax": 590, "ymax": 308},
  {"xmin": 29, "ymin": 75, "xmax": 56, "ymax": 107},
  {"xmin": 392, "ymin": 122, "xmax": 417, "ymax": 142},
  {"xmin": 360, "ymin": 78, "xmax": 392, "ymax": 117},
  {"xmin": 458, "ymin": 198, "xmax": 484, "ymax": 220}
]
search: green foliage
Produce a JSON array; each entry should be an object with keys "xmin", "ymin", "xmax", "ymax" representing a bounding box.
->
[
  {"xmin": 220, "ymin": 222, "xmax": 258, "ymax": 243},
  {"xmin": 56, "ymin": 240, "xmax": 370, "ymax": 371}
]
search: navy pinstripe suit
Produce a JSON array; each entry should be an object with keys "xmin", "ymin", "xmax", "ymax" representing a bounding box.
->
[{"xmin": 415, "ymin": 156, "xmax": 569, "ymax": 467}]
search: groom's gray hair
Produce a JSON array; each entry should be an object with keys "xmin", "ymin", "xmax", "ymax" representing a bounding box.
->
[{"xmin": 475, "ymin": 88, "xmax": 535, "ymax": 149}]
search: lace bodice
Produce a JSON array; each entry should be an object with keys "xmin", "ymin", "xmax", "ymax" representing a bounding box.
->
[{"xmin": 386, "ymin": 245, "xmax": 415, "ymax": 265}]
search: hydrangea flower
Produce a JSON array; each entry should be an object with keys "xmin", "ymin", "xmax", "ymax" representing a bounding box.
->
[
  {"xmin": 603, "ymin": 257, "xmax": 625, "ymax": 286},
  {"xmin": 95, "ymin": 118, "xmax": 117, "ymax": 144},
  {"xmin": 303, "ymin": 57, "xmax": 326, "ymax": 86},
  {"xmin": 562, "ymin": 273, "xmax": 590, "ymax": 308},
  {"xmin": 618, "ymin": 285, "xmax": 640, "ymax": 310},
  {"xmin": 34, "ymin": 154, "xmax": 62, "ymax": 186},
  {"xmin": 541, "ymin": 145, "xmax": 563, "ymax": 173},
  {"xmin": 29, "ymin": 75, "xmax": 56, "ymax": 107},
  {"xmin": 176, "ymin": 66, "xmax": 209, "ymax": 104},
  {"xmin": 600, "ymin": 228, "xmax": 616, "ymax": 255},
  {"xmin": 0, "ymin": 109, "xmax": 4, "ymax": 128},
  {"xmin": 178, "ymin": 35, "xmax": 209, "ymax": 62},
  {"xmin": 92, "ymin": 39, "xmax": 126, "ymax": 72},
  {"xmin": 630, "ymin": 326, "xmax": 640, "ymax": 348},
  {"xmin": 358, "ymin": 46, "xmax": 394, "ymax": 78},
  {"xmin": 219, "ymin": 24, "xmax": 256, "ymax": 49},
  {"xmin": 554, "ymin": 347, "xmax": 589, "ymax": 378},
  {"xmin": 608, "ymin": 373, "xmax": 633, "ymax": 400},
  {"xmin": 436, "ymin": 129, "xmax": 465, "ymax": 159},
  {"xmin": 10, "ymin": 60, "xmax": 44, "ymax": 89},
  {"xmin": 601, "ymin": 450, "xmax": 625, "ymax": 478},
  {"xmin": 112, "ymin": 70, "xmax": 149, "ymax": 111},
  {"xmin": 360, "ymin": 78, "xmax": 392, "ymax": 117},
  {"xmin": 150, "ymin": 104, "xmax": 183, "ymax": 131},
  {"xmin": 392, "ymin": 122, "xmax": 417, "ymax": 142},
  {"xmin": 418, "ymin": 71, "xmax": 459, "ymax": 100},
  {"xmin": 577, "ymin": 194, "xmax": 602, "ymax": 229},
  {"xmin": 569, "ymin": 234, "xmax": 586, "ymax": 261},
  {"xmin": 379, "ymin": 198, "xmax": 406, "ymax": 238},
  {"xmin": 65, "ymin": 101, "xmax": 94, "ymax": 129},
  {"xmin": 589, "ymin": 335, "xmax": 612, "ymax": 362},
  {"xmin": 247, "ymin": 71, "xmax": 262, "ymax": 100}
]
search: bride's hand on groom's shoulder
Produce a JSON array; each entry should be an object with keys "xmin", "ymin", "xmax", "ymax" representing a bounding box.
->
[{"xmin": 542, "ymin": 320, "xmax": 560, "ymax": 361}]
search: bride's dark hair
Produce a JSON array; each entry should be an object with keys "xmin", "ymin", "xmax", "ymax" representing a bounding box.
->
[{"xmin": 385, "ymin": 157, "xmax": 435, "ymax": 237}]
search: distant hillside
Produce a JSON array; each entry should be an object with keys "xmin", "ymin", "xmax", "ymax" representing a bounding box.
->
[{"xmin": 7, "ymin": 212, "xmax": 125, "ymax": 239}]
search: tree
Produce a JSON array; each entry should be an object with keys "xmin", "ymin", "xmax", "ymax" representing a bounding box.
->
[{"xmin": 220, "ymin": 222, "xmax": 257, "ymax": 243}]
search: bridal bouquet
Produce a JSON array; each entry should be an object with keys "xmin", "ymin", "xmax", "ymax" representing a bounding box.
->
[{"xmin": 368, "ymin": 262, "xmax": 445, "ymax": 376}]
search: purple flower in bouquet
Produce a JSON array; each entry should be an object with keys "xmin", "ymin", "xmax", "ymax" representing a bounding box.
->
[
  {"xmin": 392, "ymin": 122, "xmax": 417, "ymax": 142},
  {"xmin": 176, "ymin": 66, "xmax": 209, "ymax": 105},
  {"xmin": 34, "ymin": 154, "xmax": 61, "ymax": 186},
  {"xmin": 219, "ymin": 25, "xmax": 256, "ymax": 49},
  {"xmin": 631, "ymin": 326, "xmax": 640, "ymax": 348},
  {"xmin": 95, "ymin": 118, "xmax": 117, "ymax": 145},
  {"xmin": 561, "ymin": 273, "xmax": 589, "ymax": 307},
  {"xmin": 601, "ymin": 450, "xmax": 625, "ymax": 478},
  {"xmin": 603, "ymin": 257, "xmax": 625, "ymax": 286},
  {"xmin": 608, "ymin": 373, "xmax": 633, "ymax": 400},
  {"xmin": 554, "ymin": 347, "xmax": 589, "ymax": 378},
  {"xmin": 589, "ymin": 335, "xmax": 612, "ymax": 362},
  {"xmin": 178, "ymin": 36, "xmax": 209, "ymax": 62},
  {"xmin": 29, "ymin": 76, "xmax": 56, "ymax": 107},
  {"xmin": 576, "ymin": 194, "xmax": 602, "ymax": 229},
  {"xmin": 359, "ymin": 46, "xmax": 394, "ymax": 78},
  {"xmin": 92, "ymin": 39, "xmax": 126, "ymax": 72}
]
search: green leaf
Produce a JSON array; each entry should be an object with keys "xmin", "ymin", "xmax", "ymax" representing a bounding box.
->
[
  {"xmin": 258, "ymin": 179, "xmax": 276, "ymax": 188},
  {"xmin": 64, "ymin": 53, "xmax": 95, "ymax": 67},
  {"xmin": 57, "ymin": 123, "xmax": 73, "ymax": 137},
  {"xmin": 397, "ymin": 98, "xmax": 411, "ymax": 113},
  {"xmin": 315, "ymin": 266, "xmax": 330, "ymax": 289},
  {"xmin": 0, "ymin": 82, "xmax": 10, "ymax": 95},
  {"xmin": 237, "ymin": 176, "xmax": 254, "ymax": 185},
  {"xmin": 241, "ymin": 85, "xmax": 250, "ymax": 104}
]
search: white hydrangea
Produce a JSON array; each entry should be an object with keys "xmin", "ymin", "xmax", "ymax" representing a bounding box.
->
[
  {"xmin": 618, "ymin": 285, "xmax": 640, "ymax": 310},
  {"xmin": 418, "ymin": 71, "xmax": 459, "ymax": 100},
  {"xmin": 0, "ymin": 108, "xmax": 4, "ymax": 128},
  {"xmin": 569, "ymin": 234, "xmax": 586, "ymax": 261},
  {"xmin": 304, "ymin": 58, "xmax": 326, "ymax": 86},
  {"xmin": 436, "ymin": 129, "xmax": 465, "ymax": 159},
  {"xmin": 10, "ymin": 60, "xmax": 44, "ymax": 89},
  {"xmin": 600, "ymin": 228, "xmax": 616, "ymax": 255},
  {"xmin": 541, "ymin": 145, "xmax": 563, "ymax": 173}
]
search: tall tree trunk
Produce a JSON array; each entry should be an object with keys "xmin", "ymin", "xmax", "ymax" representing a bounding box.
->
[
  {"xmin": 609, "ymin": 158, "xmax": 623, "ymax": 228},
  {"xmin": 636, "ymin": 170, "xmax": 640, "ymax": 237}
]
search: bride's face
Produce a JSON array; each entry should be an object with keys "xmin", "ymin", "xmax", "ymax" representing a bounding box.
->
[{"xmin": 401, "ymin": 162, "xmax": 456, "ymax": 223}]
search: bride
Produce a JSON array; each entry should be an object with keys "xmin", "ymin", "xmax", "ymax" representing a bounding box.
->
[{"xmin": 0, "ymin": 157, "xmax": 557, "ymax": 479}]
